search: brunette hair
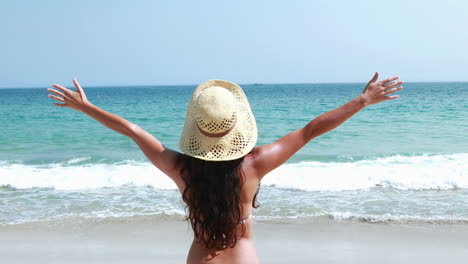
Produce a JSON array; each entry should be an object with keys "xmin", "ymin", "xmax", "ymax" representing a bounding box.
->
[{"xmin": 178, "ymin": 154, "xmax": 260, "ymax": 249}]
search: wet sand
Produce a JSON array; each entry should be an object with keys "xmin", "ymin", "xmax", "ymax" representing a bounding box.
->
[{"xmin": 1, "ymin": 219, "xmax": 467, "ymax": 263}]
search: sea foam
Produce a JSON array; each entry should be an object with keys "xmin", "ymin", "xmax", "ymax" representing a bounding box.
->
[
  {"xmin": 0, "ymin": 153, "xmax": 466, "ymax": 191},
  {"xmin": 0, "ymin": 160, "xmax": 176, "ymax": 190},
  {"xmin": 263, "ymin": 153, "xmax": 468, "ymax": 191}
]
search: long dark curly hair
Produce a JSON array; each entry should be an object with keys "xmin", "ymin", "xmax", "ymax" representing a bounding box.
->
[{"xmin": 177, "ymin": 154, "xmax": 260, "ymax": 249}]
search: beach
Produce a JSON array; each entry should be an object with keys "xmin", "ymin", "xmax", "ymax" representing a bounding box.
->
[{"xmin": 1, "ymin": 218, "xmax": 468, "ymax": 263}]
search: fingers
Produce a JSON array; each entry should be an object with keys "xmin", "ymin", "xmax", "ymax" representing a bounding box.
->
[
  {"xmin": 369, "ymin": 72, "xmax": 379, "ymax": 84},
  {"xmin": 47, "ymin": 86, "xmax": 68, "ymax": 107},
  {"xmin": 73, "ymin": 78, "xmax": 88, "ymax": 101},
  {"xmin": 384, "ymin": 80, "xmax": 404, "ymax": 90},
  {"xmin": 384, "ymin": 86, "xmax": 403, "ymax": 95},
  {"xmin": 48, "ymin": 94, "xmax": 65, "ymax": 102},
  {"xmin": 52, "ymin": 84, "xmax": 73, "ymax": 95},
  {"xmin": 380, "ymin": 76, "xmax": 399, "ymax": 86},
  {"xmin": 363, "ymin": 72, "xmax": 379, "ymax": 93},
  {"xmin": 47, "ymin": 88, "xmax": 66, "ymax": 98},
  {"xmin": 73, "ymin": 78, "xmax": 84, "ymax": 94},
  {"xmin": 385, "ymin": 95, "xmax": 399, "ymax": 100}
]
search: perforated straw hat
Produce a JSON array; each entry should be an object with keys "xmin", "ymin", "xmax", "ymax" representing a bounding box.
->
[{"xmin": 179, "ymin": 80, "xmax": 257, "ymax": 161}]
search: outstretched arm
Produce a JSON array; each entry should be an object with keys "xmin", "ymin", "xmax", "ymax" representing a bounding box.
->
[
  {"xmin": 251, "ymin": 72, "xmax": 404, "ymax": 179},
  {"xmin": 47, "ymin": 79, "xmax": 184, "ymax": 188}
]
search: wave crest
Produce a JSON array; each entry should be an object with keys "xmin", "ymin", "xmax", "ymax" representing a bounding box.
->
[{"xmin": 1, "ymin": 153, "xmax": 466, "ymax": 191}]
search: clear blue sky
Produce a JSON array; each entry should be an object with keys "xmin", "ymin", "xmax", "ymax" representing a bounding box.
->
[{"xmin": 1, "ymin": 0, "xmax": 467, "ymax": 88}]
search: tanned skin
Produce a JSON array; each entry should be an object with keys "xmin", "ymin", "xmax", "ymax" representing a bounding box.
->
[{"xmin": 47, "ymin": 72, "xmax": 403, "ymax": 264}]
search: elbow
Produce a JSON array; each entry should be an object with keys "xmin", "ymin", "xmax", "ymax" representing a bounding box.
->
[{"xmin": 303, "ymin": 121, "xmax": 320, "ymax": 142}]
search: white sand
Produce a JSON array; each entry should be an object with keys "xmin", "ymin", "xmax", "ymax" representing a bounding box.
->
[{"xmin": 1, "ymin": 219, "xmax": 468, "ymax": 263}]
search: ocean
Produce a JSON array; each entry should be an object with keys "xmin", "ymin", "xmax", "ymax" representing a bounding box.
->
[{"xmin": 1, "ymin": 82, "xmax": 467, "ymax": 225}]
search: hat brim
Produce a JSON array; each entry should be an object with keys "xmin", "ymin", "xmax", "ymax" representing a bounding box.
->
[{"xmin": 179, "ymin": 80, "xmax": 257, "ymax": 161}]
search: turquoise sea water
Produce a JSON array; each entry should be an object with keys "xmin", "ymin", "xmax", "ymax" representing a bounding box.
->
[{"xmin": 1, "ymin": 82, "xmax": 467, "ymax": 225}]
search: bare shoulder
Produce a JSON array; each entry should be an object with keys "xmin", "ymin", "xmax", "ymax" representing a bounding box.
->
[
  {"xmin": 241, "ymin": 149, "xmax": 263, "ymax": 181},
  {"xmin": 242, "ymin": 128, "xmax": 308, "ymax": 181},
  {"xmin": 241, "ymin": 145, "xmax": 276, "ymax": 181},
  {"xmin": 240, "ymin": 152, "xmax": 261, "ymax": 201}
]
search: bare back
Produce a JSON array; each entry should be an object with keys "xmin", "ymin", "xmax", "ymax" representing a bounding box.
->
[{"xmin": 184, "ymin": 152, "xmax": 261, "ymax": 264}]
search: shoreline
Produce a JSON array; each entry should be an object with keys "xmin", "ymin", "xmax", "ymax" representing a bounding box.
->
[{"xmin": 1, "ymin": 219, "xmax": 467, "ymax": 263}]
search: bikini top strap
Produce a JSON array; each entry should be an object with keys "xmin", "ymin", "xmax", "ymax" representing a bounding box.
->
[{"xmin": 239, "ymin": 213, "xmax": 253, "ymax": 224}]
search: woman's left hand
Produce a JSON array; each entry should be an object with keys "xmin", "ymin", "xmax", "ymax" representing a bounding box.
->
[
  {"xmin": 361, "ymin": 72, "xmax": 404, "ymax": 106},
  {"xmin": 47, "ymin": 79, "xmax": 90, "ymax": 112}
]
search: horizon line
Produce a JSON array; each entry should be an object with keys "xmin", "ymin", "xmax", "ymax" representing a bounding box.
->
[{"xmin": 1, "ymin": 80, "xmax": 468, "ymax": 90}]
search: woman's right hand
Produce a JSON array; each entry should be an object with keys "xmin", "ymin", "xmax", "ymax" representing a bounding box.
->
[
  {"xmin": 360, "ymin": 72, "xmax": 404, "ymax": 106},
  {"xmin": 47, "ymin": 79, "xmax": 90, "ymax": 112}
]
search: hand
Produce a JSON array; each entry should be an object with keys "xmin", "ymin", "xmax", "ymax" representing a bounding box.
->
[
  {"xmin": 360, "ymin": 72, "xmax": 404, "ymax": 106},
  {"xmin": 47, "ymin": 79, "xmax": 90, "ymax": 112}
]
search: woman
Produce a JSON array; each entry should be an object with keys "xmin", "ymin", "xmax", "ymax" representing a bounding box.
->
[{"xmin": 47, "ymin": 73, "xmax": 403, "ymax": 263}]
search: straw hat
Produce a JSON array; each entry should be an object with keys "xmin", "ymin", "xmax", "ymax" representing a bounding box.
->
[{"xmin": 179, "ymin": 80, "xmax": 257, "ymax": 161}]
